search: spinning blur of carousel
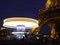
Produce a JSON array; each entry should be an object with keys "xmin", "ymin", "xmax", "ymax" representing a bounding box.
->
[{"xmin": 0, "ymin": 0, "xmax": 60, "ymax": 44}]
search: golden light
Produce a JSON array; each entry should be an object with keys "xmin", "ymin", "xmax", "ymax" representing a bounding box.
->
[
  {"xmin": 3, "ymin": 17, "xmax": 39, "ymax": 32},
  {"xmin": 12, "ymin": 32, "xmax": 27, "ymax": 34},
  {"xmin": 0, "ymin": 27, "xmax": 5, "ymax": 30},
  {"xmin": 46, "ymin": 0, "xmax": 51, "ymax": 9}
]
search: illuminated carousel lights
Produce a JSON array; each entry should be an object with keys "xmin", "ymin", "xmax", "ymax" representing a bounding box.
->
[
  {"xmin": 3, "ymin": 17, "xmax": 39, "ymax": 39},
  {"xmin": 3, "ymin": 17, "xmax": 39, "ymax": 28}
]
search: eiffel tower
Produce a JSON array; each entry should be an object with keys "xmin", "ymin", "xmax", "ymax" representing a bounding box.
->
[{"xmin": 33, "ymin": 0, "xmax": 60, "ymax": 38}]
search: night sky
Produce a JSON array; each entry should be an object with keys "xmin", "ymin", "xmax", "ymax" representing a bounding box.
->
[{"xmin": 0, "ymin": 0, "xmax": 50, "ymax": 34}]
